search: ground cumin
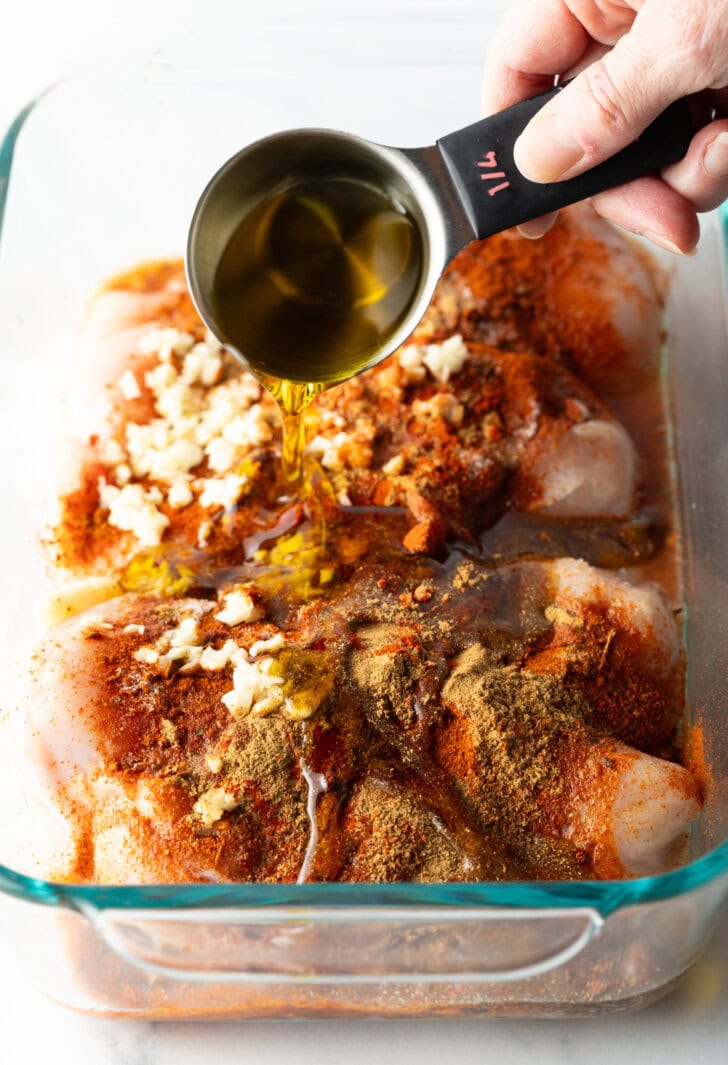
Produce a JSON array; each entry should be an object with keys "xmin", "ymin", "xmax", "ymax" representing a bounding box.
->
[
  {"xmin": 438, "ymin": 643, "xmax": 590, "ymax": 834},
  {"xmin": 348, "ymin": 624, "xmax": 425, "ymax": 731},
  {"xmin": 211, "ymin": 715, "xmax": 310, "ymax": 880},
  {"xmin": 340, "ymin": 774, "xmax": 475, "ymax": 882}
]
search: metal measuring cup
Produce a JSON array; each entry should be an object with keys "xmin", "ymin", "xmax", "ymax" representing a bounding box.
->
[{"xmin": 187, "ymin": 86, "xmax": 691, "ymax": 378}]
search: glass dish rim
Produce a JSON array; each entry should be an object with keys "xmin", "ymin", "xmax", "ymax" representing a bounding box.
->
[{"xmin": 1, "ymin": 68, "xmax": 727, "ymax": 920}]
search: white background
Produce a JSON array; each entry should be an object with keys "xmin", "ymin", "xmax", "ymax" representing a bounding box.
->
[{"xmin": 1, "ymin": 2, "xmax": 727, "ymax": 1062}]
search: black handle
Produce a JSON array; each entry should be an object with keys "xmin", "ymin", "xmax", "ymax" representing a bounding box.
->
[{"xmin": 436, "ymin": 86, "xmax": 692, "ymax": 240}]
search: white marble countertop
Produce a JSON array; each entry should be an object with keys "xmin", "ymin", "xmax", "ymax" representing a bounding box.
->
[{"xmin": 1, "ymin": 1, "xmax": 727, "ymax": 1061}]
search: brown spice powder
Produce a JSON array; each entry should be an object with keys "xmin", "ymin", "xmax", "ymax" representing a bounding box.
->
[
  {"xmin": 439, "ymin": 643, "xmax": 590, "ymax": 833},
  {"xmin": 340, "ymin": 774, "xmax": 476, "ymax": 882}
]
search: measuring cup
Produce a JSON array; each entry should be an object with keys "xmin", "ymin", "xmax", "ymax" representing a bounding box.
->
[{"xmin": 186, "ymin": 86, "xmax": 691, "ymax": 380}]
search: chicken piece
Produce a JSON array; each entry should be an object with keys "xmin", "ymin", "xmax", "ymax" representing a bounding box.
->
[
  {"xmin": 517, "ymin": 418, "xmax": 636, "ymax": 518},
  {"xmin": 413, "ymin": 203, "xmax": 663, "ymax": 396},
  {"xmin": 61, "ymin": 262, "xmax": 207, "ymax": 448},
  {"xmin": 12, "ymin": 550, "xmax": 696, "ymax": 885},
  {"xmin": 13, "ymin": 593, "xmax": 310, "ymax": 884},
  {"xmin": 311, "ymin": 339, "xmax": 639, "ymax": 546},
  {"xmin": 523, "ymin": 557, "xmax": 682, "ymax": 750},
  {"xmin": 436, "ymin": 644, "xmax": 699, "ymax": 879}
]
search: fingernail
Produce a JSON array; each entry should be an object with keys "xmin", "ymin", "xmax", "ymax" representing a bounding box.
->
[
  {"xmin": 513, "ymin": 112, "xmax": 584, "ymax": 183},
  {"xmin": 703, "ymin": 132, "xmax": 728, "ymax": 180},
  {"xmin": 517, "ymin": 212, "xmax": 558, "ymax": 240},
  {"xmin": 643, "ymin": 231, "xmax": 697, "ymax": 257}
]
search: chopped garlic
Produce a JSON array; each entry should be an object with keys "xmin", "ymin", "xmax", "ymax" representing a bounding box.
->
[
  {"xmin": 169, "ymin": 616, "xmax": 200, "ymax": 647},
  {"xmin": 101, "ymin": 325, "xmax": 273, "ymax": 530},
  {"xmin": 412, "ymin": 392, "xmax": 464, "ymax": 425},
  {"xmin": 251, "ymin": 691, "xmax": 285, "ymax": 717},
  {"xmin": 308, "ymin": 431, "xmax": 350, "ymax": 470},
  {"xmin": 123, "ymin": 623, "xmax": 145, "ymax": 635},
  {"xmin": 205, "ymin": 753, "xmax": 223, "ymax": 773},
  {"xmin": 100, "ymin": 438, "xmax": 125, "ymax": 465},
  {"xmin": 118, "ymin": 369, "xmax": 141, "ymax": 400},
  {"xmin": 221, "ymin": 404, "xmax": 272, "ymax": 448},
  {"xmin": 200, "ymin": 639, "xmax": 240, "ymax": 671},
  {"xmin": 169, "ymin": 645, "xmax": 203, "ymax": 672},
  {"xmin": 205, "ymin": 435, "xmax": 238, "ymax": 474},
  {"xmin": 127, "ymin": 423, "xmax": 204, "ymax": 483},
  {"xmin": 134, "ymin": 646, "xmax": 159, "ymax": 665},
  {"xmin": 167, "ymin": 478, "xmax": 193, "ymax": 509},
  {"xmin": 230, "ymin": 645, "xmax": 250, "ymax": 668},
  {"xmin": 215, "ymin": 590, "xmax": 263, "ymax": 627},
  {"xmin": 248, "ymin": 633, "xmax": 286, "ymax": 658},
  {"xmin": 194, "ymin": 787, "xmax": 238, "ymax": 827},
  {"xmin": 138, "ymin": 327, "xmax": 195, "ymax": 361},
  {"xmin": 181, "ymin": 341, "xmax": 223, "ymax": 386},
  {"xmin": 98, "ymin": 482, "xmax": 169, "ymax": 547},
  {"xmin": 145, "ymin": 361, "xmax": 177, "ymax": 395},
  {"xmin": 422, "ymin": 335, "xmax": 469, "ymax": 384},
  {"xmin": 114, "ymin": 463, "xmax": 132, "ymax": 486},
  {"xmin": 198, "ymin": 474, "xmax": 249, "ymax": 509},
  {"xmin": 197, "ymin": 520, "xmax": 212, "ymax": 549},
  {"xmin": 282, "ymin": 691, "xmax": 324, "ymax": 721},
  {"xmin": 143, "ymin": 617, "xmax": 204, "ymax": 672},
  {"xmin": 221, "ymin": 687, "xmax": 252, "ymax": 716},
  {"xmin": 399, "ymin": 335, "xmax": 469, "ymax": 386},
  {"xmin": 382, "ymin": 452, "xmax": 406, "ymax": 477},
  {"xmin": 398, "ymin": 345, "xmax": 427, "ymax": 385},
  {"xmin": 221, "ymin": 657, "xmax": 284, "ymax": 717}
]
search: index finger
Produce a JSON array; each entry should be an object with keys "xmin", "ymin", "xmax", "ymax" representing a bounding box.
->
[{"xmin": 481, "ymin": 0, "xmax": 590, "ymax": 116}]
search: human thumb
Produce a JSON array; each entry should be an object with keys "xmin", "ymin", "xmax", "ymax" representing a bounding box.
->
[{"xmin": 513, "ymin": 26, "xmax": 687, "ymax": 184}]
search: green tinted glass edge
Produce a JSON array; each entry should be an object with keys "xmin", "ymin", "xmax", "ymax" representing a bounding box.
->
[
  {"xmin": 0, "ymin": 98, "xmax": 39, "ymax": 245},
  {"xmin": 1, "ymin": 95, "xmax": 728, "ymax": 920}
]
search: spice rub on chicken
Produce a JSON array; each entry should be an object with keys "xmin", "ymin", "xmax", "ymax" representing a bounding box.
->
[
  {"xmin": 21, "ymin": 554, "xmax": 697, "ymax": 885},
  {"xmin": 50, "ymin": 211, "xmax": 648, "ymax": 589},
  {"xmin": 18, "ymin": 203, "xmax": 700, "ymax": 885},
  {"xmin": 411, "ymin": 202, "xmax": 664, "ymax": 396}
]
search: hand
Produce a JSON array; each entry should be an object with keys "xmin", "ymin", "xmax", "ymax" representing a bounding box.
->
[{"xmin": 482, "ymin": 0, "xmax": 728, "ymax": 253}]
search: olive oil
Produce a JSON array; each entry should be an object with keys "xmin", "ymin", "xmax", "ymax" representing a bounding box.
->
[
  {"xmin": 212, "ymin": 177, "xmax": 423, "ymax": 385},
  {"xmin": 262, "ymin": 377, "xmax": 325, "ymax": 487},
  {"xmin": 211, "ymin": 176, "xmax": 423, "ymax": 485}
]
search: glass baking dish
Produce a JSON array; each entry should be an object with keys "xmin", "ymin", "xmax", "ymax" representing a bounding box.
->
[{"xmin": 1, "ymin": 55, "xmax": 728, "ymax": 1019}]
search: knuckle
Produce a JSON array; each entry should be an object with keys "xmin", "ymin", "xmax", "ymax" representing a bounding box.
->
[
  {"xmin": 567, "ymin": 0, "xmax": 633, "ymax": 44},
  {"xmin": 579, "ymin": 61, "xmax": 634, "ymax": 137}
]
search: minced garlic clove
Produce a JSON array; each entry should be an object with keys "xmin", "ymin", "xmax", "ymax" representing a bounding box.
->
[
  {"xmin": 248, "ymin": 633, "xmax": 286, "ymax": 658},
  {"xmin": 215, "ymin": 589, "xmax": 264, "ymax": 627},
  {"xmin": 117, "ymin": 369, "xmax": 141, "ymax": 401},
  {"xmin": 193, "ymin": 787, "xmax": 239, "ymax": 827},
  {"xmin": 134, "ymin": 646, "xmax": 159, "ymax": 665}
]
